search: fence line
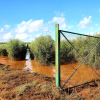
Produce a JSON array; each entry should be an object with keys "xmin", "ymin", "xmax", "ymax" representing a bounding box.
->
[{"xmin": 55, "ymin": 24, "xmax": 100, "ymax": 89}]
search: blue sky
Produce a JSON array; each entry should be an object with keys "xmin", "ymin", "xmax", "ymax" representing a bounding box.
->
[{"xmin": 0, "ymin": 0, "xmax": 100, "ymax": 42}]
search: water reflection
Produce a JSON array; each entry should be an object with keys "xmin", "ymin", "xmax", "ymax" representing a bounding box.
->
[
  {"xmin": 0, "ymin": 53, "xmax": 55, "ymax": 77},
  {"xmin": 23, "ymin": 53, "xmax": 33, "ymax": 72}
]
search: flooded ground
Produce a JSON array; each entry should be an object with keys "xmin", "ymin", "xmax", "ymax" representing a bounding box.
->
[{"xmin": 0, "ymin": 53, "xmax": 100, "ymax": 88}]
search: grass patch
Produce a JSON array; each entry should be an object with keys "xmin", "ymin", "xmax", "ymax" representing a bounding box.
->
[
  {"xmin": 35, "ymin": 83, "xmax": 42, "ymax": 88},
  {"xmin": 65, "ymin": 93, "xmax": 79, "ymax": 99},
  {"xmin": 93, "ymin": 95, "xmax": 100, "ymax": 99},
  {"xmin": 14, "ymin": 81, "xmax": 38, "ymax": 93},
  {"xmin": 25, "ymin": 81, "xmax": 38, "ymax": 87},
  {"xmin": 1, "ymin": 65, "xmax": 8, "ymax": 70},
  {"xmin": 14, "ymin": 84, "xmax": 27, "ymax": 93},
  {"xmin": 0, "ymin": 81, "xmax": 3, "ymax": 84},
  {"xmin": 40, "ymin": 84, "xmax": 51, "ymax": 89},
  {"xmin": 32, "ymin": 81, "xmax": 39, "ymax": 87},
  {"xmin": 40, "ymin": 84, "xmax": 52, "ymax": 93}
]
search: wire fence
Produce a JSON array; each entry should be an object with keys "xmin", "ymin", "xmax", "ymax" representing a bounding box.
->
[
  {"xmin": 60, "ymin": 30, "xmax": 100, "ymax": 89},
  {"xmin": 55, "ymin": 24, "xmax": 100, "ymax": 89}
]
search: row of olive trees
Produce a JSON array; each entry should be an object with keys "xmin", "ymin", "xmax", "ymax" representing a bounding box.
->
[
  {"xmin": 7, "ymin": 39, "xmax": 27, "ymax": 60},
  {"xmin": 0, "ymin": 39, "xmax": 27, "ymax": 60},
  {"xmin": 29, "ymin": 35, "xmax": 75, "ymax": 66},
  {"xmin": 71, "ymin": 34, "xmax": 100, "ymax": 69},
  {"xmin": 29, "ymin": 34, "xmax": 100, "ymax": 69},
  {"xmin": 1, "ymin": 33, "xmax": 100, "ymax": 68},
  {"xmin": 0, "ymin": 44, "xmax": 8, "ymax": 56},
  {"xmin": 29, "ymin": 35, "xmax": 55, "ymax": 66}
]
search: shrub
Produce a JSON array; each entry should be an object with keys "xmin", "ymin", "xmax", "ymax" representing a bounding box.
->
[
  {"xmin": 30, "ymin": 35, "xmax": 55, "ymax": 66},
  {"xmin": 71, "ymin": 34, "xmax": 100, "ymax": 69},
  {"xmin": 28, "ymin": 43, "xmax": 34, "ymax": 59},
  {"xmin": 0, "ymin": 44, "xmax": 8, "ymax": 56},
  {"xmin": 60, "ymin": 40, "xmax": 75, "ymax": 64},
  {"xmin": 7, "ymin": 39, "xmax": 27, "ymax": 60}
]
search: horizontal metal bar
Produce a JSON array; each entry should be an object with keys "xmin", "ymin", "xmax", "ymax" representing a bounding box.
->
[
  {"xmin": 59, "ymin": 30, "xmax": 100, "ymax": 39},
  {"xmin": 64, "ymin": 79, "xmax": 100, "ymax": 91}
]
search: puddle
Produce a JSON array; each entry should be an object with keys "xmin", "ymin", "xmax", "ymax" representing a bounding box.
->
[
  {"xmin": 0, "ymin": 53, "xmax": 54, "ymax": 77},
  {"xmin": 0, "ymin": 53, "xmax": 100, "ymax": 87}
]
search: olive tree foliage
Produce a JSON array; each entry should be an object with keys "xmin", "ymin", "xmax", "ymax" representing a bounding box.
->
[
  {"xmin": 71, "ymin": 34, "xmax": 100, "ymax": 69},
  {"xmin": 30, "ymin": 35, "xmax": 55, "ymax": 66},
  {"xmin": 7, "ymin": 39, "xmax": 27, "ymax": 60},
  {"xmin": 60, "ymin": 40, "xmax": 75, "ymax": 64},
  {"xmin": 29, "ymin": 32, "xmax": 100, "ymax": 68},
  {"xmin": 0, "ymin": 44, "xmax": 8, "ymax": 56}
]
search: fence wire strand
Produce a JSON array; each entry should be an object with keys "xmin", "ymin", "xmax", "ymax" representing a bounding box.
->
[
  {"xmin": 60, "ymin": 30, "xmax": 100, "ymax": 38},
  {"xmin": 61, "ymin": 31, "xmax": 100, "ymax": 89}
]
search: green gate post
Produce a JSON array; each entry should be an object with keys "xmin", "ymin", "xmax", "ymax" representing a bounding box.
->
[{"xmin": 55, "ymin": 24, "xmax": 60, "ymax": 87}]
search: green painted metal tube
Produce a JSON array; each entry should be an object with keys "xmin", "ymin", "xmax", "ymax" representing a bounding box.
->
[{"xmin": 55, "ymin": 24, "xmax": 60, "ymax": 87}]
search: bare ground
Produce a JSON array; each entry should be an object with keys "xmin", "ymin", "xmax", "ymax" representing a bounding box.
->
[{"xmin": 0, "ymin": 63, "xmax": 100, "ymax": 100}]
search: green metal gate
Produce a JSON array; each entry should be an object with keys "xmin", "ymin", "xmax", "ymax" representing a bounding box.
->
[{"xmin": 55, "ymin": 24, "xmax": 100, "ymax": 89}]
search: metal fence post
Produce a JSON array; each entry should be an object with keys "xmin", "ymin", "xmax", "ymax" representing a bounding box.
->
[{"xmin": 55, "ymin": 24, "xmax": 60, "ymax": 87}]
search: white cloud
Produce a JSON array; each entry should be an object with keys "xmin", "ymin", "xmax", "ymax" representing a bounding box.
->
[
  {"xmin": 87, "ymin": 32, "xmax": 94, "ymax": 35},
  {"xmin": 15, "ymin": 33, "xmax": 28, "ymax": 39},
  {"xmin": 45, "ymin": 30, "xmax": 50, "ymax": 33},
  {"xmin": 3, "ymin": 32, "xmax": 13, "ymax": 40},
  {"xmin": 14, "ymin": 19, "xmax": 44, "ymax": 34},
  {"xmin": 29, "ymin": 38, "xmax": 33, "ymax": 41},
  {"xmin": 4, "ymin": 25, "xmax": 10, "ymax": 29},
  {"xmin": 77, "ymin": 16, "xmax": 92, "ymax": 29},
  {"xmin": 0, "ymin": 28, "xmax": 4, "ymax": 32},
  {"xmin": 95, "ymin": 32, "xmax": 100, "ymax": 35},
  {"xmin": 61, "ymin": 37, "xmax": 66, "ymax": 41},
  {"xmin": 95, "ymin": 24, "xmax": 98, "ymax": 26},
  {"xmin": 61, "ymin": 34, "xmax": 69, "ymax": 41},
  {"xmin": 90, "ymin": 27, "xmax": 94, "ymax": 30},
  {"xmin": 29, "ymin": 35, "xmax": 32, "ymax": 38},
  {"xmin": 35, "ymin": 33, "xmax": 43, "ymax": 38},
  {"xmin": 61, "ymin": 13, "xmax": 64, "ymax": 17},
  {"xmin": 32, "ymin": 34, "xmax": 43, "ymax": 41},
  {"xmin": 48, "ymin": 14, "xmax": 67, "ymax": 28},
  {"xmin": 0, "ymin": 28, "xmax": 5, "ymax": 41},
  {"xmin": 42, "ymin": 25, "xmax": 50, "ymax": 34}
]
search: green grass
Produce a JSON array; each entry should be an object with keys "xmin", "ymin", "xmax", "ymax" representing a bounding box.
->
[
  {"xmin": 14, "ymin": 81, "xmax": 38, "ymax": 93},
  {"xmin": 1, "ymin": 65, "xmax": 8, "ymax": 70},
  {"xmin": 40, "ymin": 84, "xmax": 52, "ymax": 93}
]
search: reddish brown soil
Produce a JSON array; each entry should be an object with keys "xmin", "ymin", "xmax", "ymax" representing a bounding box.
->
[
  {"xmin": 0, "ymin": 63, "xmax": 100, "ymax": 100},
  {"xmin": 0, "ymin": 56, "xmax": 100, "ymax": 99}
]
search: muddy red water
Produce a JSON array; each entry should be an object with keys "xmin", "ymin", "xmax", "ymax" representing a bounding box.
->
[{"xmin": 0, "ymin": 55, "xmax": 100, "ymax": 88}]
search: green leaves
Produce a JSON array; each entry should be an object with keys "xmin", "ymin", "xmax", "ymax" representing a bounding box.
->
[
  {"xmin": 72, "ymin": 35, "xmax": 100, "ymax": 69},
  {"xmin": 7, "ymin": 39, "xmax": 27, "ymax": 60},
  {"xmin": 30, "ymin": 35, "xmax": 55, "ymax": 66},
  {"xmin": 0, "ymin": 44, "xmax": 8, "ymax": 56}
]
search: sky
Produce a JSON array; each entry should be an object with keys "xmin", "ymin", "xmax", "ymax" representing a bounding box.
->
[{"xmin": 0, "ymin": 0, "xmax": 100, "ymax": 42}]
